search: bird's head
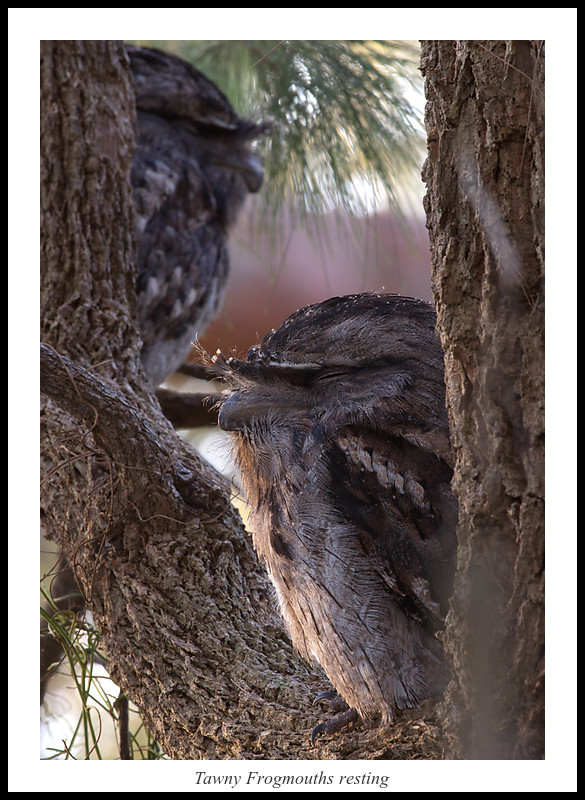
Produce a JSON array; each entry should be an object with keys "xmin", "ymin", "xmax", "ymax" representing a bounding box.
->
[{"xmin": 213, "ymin": 293, "xmax": 446, "ymax": 445}]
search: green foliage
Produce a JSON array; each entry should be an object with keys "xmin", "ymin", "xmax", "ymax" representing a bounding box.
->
[
  {"xmin": 40, "ymin": 586, "xmax": 165, "ymax": 760},
  {"xmin": 131, "ymin": 40, "xmax": 426, "ymax": 227}
]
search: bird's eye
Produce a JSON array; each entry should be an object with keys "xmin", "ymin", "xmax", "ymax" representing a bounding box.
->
[{"xmin": 315, "ymin": 370, "xmax": 351, "ymax": 383}]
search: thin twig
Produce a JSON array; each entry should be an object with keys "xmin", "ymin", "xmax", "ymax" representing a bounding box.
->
[{"xmin": 249, "ymin": 40, "xmax": 287, "ymax": 70}]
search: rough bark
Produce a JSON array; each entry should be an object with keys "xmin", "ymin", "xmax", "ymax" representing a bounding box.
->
[
  {"xmin": 40, "ymin": 40, "xmax": 447, "ymax": 760},
  {"xmin": 420, "ymin": 40, "xmax": 545, "ymax": 759}
]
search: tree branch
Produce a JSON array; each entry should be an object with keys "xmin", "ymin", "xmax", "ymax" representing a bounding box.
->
[
  {"xmin": 155, "ymin": 387, "xmax": 221, "ymax": 428},
  {"xmin": 40, "ymin": 342, "xmax": 176, "ymax": 472},
  {"xmin": 39, "ymin": 343, "xmax": 326, "ymax": 757}
]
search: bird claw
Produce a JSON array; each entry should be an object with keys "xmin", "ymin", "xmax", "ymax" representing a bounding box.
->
[
  {"xmin": 313, "ymin": 690, "xmax": 340, "ymax": 705},
  {"xmin": 313, "ymin": 689, "xmax": 349, "ymax": 712},
  {"xmin": 311, "ymin": 708, "xmax": 358, "ymax": 745}
]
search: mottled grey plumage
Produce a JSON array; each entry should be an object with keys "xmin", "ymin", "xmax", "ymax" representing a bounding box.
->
[
  {"xmin": 215, "ymin": 292, "xmax": 458, "ymax": 735},
  {"xmin": 127, "ymin": 45, "xmax": 267, "ymax": 385}
]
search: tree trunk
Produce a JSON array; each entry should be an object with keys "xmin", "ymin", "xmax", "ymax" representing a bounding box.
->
[
  {"xmin": 40, "ymin": 40, "xmax": 447, "ymax": 760},
  {"xmin": 39, "ymin": 38, "xmax": 311, "ymax": 761},
  {"xmin": 420, "ymin": 40, "xmax": 545, "ymax": 759}
]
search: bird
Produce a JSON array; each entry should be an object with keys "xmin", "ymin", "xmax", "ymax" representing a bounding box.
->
[
  {"xmin": 213, "ymin": 292, "xmax": 458, "ymax": 740},
  {"xmin": 127, "ymin": 44, "xmax": 268, "ymax": 386}
]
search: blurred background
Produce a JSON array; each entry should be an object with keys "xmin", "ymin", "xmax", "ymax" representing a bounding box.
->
[{"xmin": 200, "ymin": 202, "xmax": 432, "ymax": 359}]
